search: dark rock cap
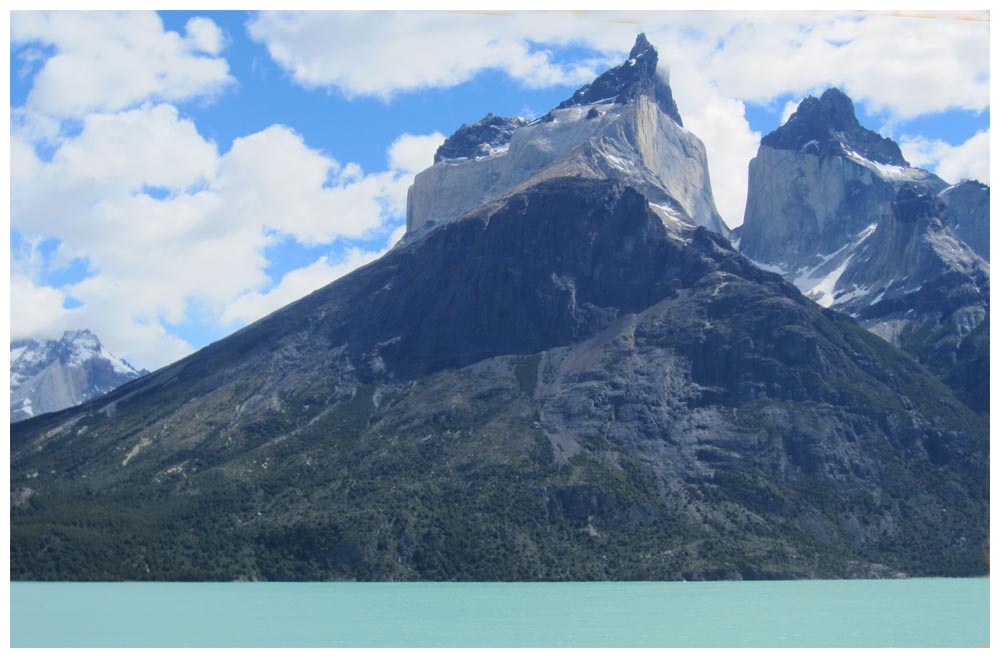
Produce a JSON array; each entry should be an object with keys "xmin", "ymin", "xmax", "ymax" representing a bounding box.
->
[
  {"xmin": 761, "ymin": 88, "xmax": 907, "ymax": 166},
  {"xmin": 555, "ymin": 33, "xmax": 683, "ymax": 126},
  {"xmin": 434, "ymin": 113, "xmax": 529, "ymax": 163},
  {"xmin": 892, "ymin": 183, "xmax": 948, "ymax": 225}
]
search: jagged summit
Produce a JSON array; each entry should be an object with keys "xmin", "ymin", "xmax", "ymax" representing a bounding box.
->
[
  {"xmin": 740, "ymin": 86, "xmax": 988, "ymax": 414},
  {"xmin": 556, "ymin": 33, "xmax": 682, "ymax": 126},
  {"xmin": 762, "ymin": 88, "xmax": 907, "ymax": 166},
  {"xmin": 407, "ymin": 33, "xmax": 727, "ymax": 237},
  {"xmin": 434, "ymin": 114, "xmax": 529, "ymax": 163},
  {"xmin": 10, "ymin": 329, "xmax": 144, "ymax": 422}
]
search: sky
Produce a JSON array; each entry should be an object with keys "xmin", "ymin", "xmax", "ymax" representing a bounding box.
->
[{"xmin": 8, "ymin": 10, "xmax": 990, "ymax": 371}]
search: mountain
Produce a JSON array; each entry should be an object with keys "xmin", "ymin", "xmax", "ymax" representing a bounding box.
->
[
  {"xmin": 10, "ymin": 330, "xmax": 145, "ymax": 422},
  {"xmin": 739, "ymin": 89, "xmax": 989, "ymax": 413},
  {"xmin": 407, "ymin": 33, "xmax": 728, "ymax": 238},
  {"xmin": 11, "ymin": 37, "xmax": 988, "ymax": 582},
  {"xmin": 940, "ymin": 180, "xmax": 990, "ymax": 261}
]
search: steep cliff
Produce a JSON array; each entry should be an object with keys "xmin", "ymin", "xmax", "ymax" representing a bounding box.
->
[
  {"xmin": 406, "ymin": 34, "xmax": 728, "ymax": 237},
  {"xmin": 739, "ymin": 90, "xmax": 988, "ymax": 412}
]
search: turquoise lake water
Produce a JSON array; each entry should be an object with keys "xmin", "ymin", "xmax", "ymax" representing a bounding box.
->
[{"xmin": 10, "ymin": 578, "xmax": 988, "ymax": 647}]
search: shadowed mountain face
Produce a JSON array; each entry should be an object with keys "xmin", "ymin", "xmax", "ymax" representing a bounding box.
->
[{"xmin": 11, "ymin": 178, "xmax": 988, "ymax": 581}]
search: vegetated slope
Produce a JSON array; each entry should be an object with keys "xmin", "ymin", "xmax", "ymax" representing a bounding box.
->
[{"xmin": 12, "ymin": 179, "xmax": 987, "ymax": 581}]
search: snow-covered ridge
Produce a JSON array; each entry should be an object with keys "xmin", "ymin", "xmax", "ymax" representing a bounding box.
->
[
  {"xmin": 10, "ymin": 329, "xmax": 144, "ymax": 422},
  {"xmin": 750, "ymin": 223, "xmax": 878, "ymax": 308},
  {"xmin": 841, "ymin": 146, "xmax": 929, "ymax": 183}
]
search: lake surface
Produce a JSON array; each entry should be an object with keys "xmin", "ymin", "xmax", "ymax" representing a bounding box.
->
[{"xmin": 10, "ymin": 578, "xmax": 988, "ymax": 647}]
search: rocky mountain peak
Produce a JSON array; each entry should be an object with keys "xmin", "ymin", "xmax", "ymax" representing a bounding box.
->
[
  {"xmin": 62, "ymin": 328, "xmax": 101, "ymax": 352},
  {"xmin": 628, "ymin": 31, "xmax": 656, "ymax": 59},
  {"xmin": 892, "ymin": 184, "xmax": 946, "ymax": 226},
  {"xmin": 11, "ymin": 329, "xmax": 144, "ymax": 422},
  {"xmin": 555, "ymin": 33, "xmax": 682, "ymax": 126},
  {"xmin": 433, "ymin": 113, "xmax": 529, "ymax": 163},
  {"xmin": 761, "ymin": 87, "xmax": 907, "ymax": 166},
  {"xmin": 940, "ymin": 180, "xmax": 990, "ymax": 261},
  {"xmin": 407, "ymin": 33, "xmax": 726, "ymax": 238}
]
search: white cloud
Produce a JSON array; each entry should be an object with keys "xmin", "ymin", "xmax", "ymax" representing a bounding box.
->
[
  {"xmin": 669, "ymin": 70, "xmax": 761, "ymax": 228},
  {"xmin": 899, "ymin": 131, "xmax": 990, "ymax": 185},
  {"xmin": 247, "ymin": 12, "xmax": 988, "ymax": 119},
  {"xmin": 389, "ymin": 132, "xmax": 447, "ymax": 174},
  {"xmin": 246, "ymin": 11, "xmax": 988, "ymax": 228},
  {"xmin": 10, "ymin": 275, "xmax": 70, "ymax": 341},
  {"xmin": 781, "ymin": 99, "xmax": 802, "ymax": 125},
  {"xmin": 246, "ymin": 11, "xmax": 624, "ymax": 100},
  {"xmin": 185, "ymin": 16, "xmax": 225, "ymax": 55},
  {"xmin": 221, "ymin": 247, "xmax": 387, "ymax": 328},
  {"xmin": 11, "ymin": 100, "xmax": 442, "ymax": 369},
  {"xmin": 692, "ymin": 12, "xmax": 989, "ymax": 120},
  {"xmin": 11, "ymin": 11, "xmax": 232, "ymax": 123}
]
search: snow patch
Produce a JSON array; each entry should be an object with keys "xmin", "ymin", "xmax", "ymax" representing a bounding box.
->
[
  {"xmin": 800, "ymin": 255, "xmax": 853, "ymax": 307},
  {"xmin": 605, "ymin": 153, "xmax": 633, "ymax": 173},
  {"xmin": 842, "ymin": 147, "xmax": 927, "ymax": 182},
  {"xmin": 648, "ymin": 202, "xmax": 694, "ymax": 237}
]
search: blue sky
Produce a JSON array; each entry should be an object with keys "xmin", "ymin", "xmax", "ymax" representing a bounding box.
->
[{"xmin": 9, "ymin": 10, "xmax": 990, "ymax": 369}]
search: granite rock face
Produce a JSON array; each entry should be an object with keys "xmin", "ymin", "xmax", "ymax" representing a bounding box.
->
[
  {"xmin": 739, "ymin": 90, "xmax": 989, "ymax": 412},
  {"xmin": 741, "ymin": 89, "xmax": 946, "ymax": 271},
  {"xmin": 406, "ymin": 34, "xmax": 728, "ymax": 237},
  {"xmin": 940, "ymin": 180, "xmax": 990, "ymax": 261},
  {"xmin": 10, "ymin": 330, "xmax": 144, "ymax": 422},
  {"xmin": 11, "ymin": 179, "xmax": 988, "ymax": 581}
]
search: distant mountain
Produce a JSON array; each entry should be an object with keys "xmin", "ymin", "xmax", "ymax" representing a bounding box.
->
[
  {"xmin": 10, "ymin": 330, "xmax": 145, "ymax": 422},
  {"xmin": 739, "ymin": 89, "xmax": 989, "ymax": 413},
  {"xmin": 11, "ymin": 38, "xmax": 987, "ymax": 582}
]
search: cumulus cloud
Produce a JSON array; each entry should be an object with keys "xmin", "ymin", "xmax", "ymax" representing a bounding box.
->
[
  {"xmin": 247, "ymin": 11, "xmax": 988, "ymax": 227},
  {"xmin": 389, "ymin": 132, "xmax": 447, "ymax": 173},
  {"xmin": 185, "ymin": 16, "xmax": 225, "ymax": 55},
  {"xmin": 221, "ymin": 247, "xmax": 387, "ymax": 328},
  {"xmin": 10, "ymin": 275, "xmax": 71, "ymax": 341},
  {"xmin": 11, "ymin": 99, "xmax": 441, "ymax": 369},
  {"xmin": 246, "ymin": 11, "xmax": 622, "ymax": 100},
  {"xmin": 899, "ymin": 130, "xmax": 990, "ymax": 185},
  {"xmin": 11, "ymin": 11, "xmax": 232, "ymax": 124},
  {"xmin": 11, "ymin": 10, "xmax": 990, "ymax": 367},
  {"xmin": 781, "ymin": 99, "xmax": 802, "ymax": 125},
  {"xmin": 693, "ymin": 12, "xmax": 988, "ymax": 119}
]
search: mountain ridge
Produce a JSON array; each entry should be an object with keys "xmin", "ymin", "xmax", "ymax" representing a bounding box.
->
[
  {"xmin": 10, "ymin": 38, "xmax": 989, "ymax": 582},
  {"xmin": 10, "ymin": 329, "xmax": 145, "ymax": 422},
  {"xmin": 11, "ymin": 177, "xmax": 987, "ymax": 581},
  {"xmin": 739, "ymin": 89, "xmax": 988, "ymax": 413}
]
